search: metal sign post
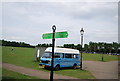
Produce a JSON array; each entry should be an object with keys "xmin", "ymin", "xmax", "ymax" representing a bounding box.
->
[
  {"xmin": 50, "ymin": 25, "xmax": 56, "ymax": 81},
  {"xmin": 42, "ymin": 25, "xmax": 68, "ymax": 81}
]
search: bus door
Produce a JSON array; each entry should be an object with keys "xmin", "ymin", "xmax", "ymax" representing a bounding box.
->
[
  {"xmin": 64, "ymin": 54, "xmax": 73, "ymax": 67},
  {"xmin": 58, "ymin": 53, "xmax": 66, "ymax": 67},
  {"xmin": 54, "ymin": 53, "xmax": 61, "ymax": 65}
]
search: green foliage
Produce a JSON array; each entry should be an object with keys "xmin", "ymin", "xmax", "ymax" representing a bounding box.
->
[
  {"xmin": 1, "ymin": 40, "xmax": 35, "ymax": 48},
  {"xmin": 36, "ymin": 43, "xmax": 52, "ymax": 47},
  {"xmin": 63, "ymin": 44, "xmax": 82, "ymax": 50},
  {"xmin": 63, "ymin": 42, "xmax": 120, "ymax": 54},
  {"xmin": 88, "ymin": 42, "xmax": 120, "ymax": 54}
]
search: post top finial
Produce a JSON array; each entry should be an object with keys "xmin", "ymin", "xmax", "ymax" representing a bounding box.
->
[{"xmin": 52, "ymin": 25, "xmax": 56, "ymax": 30}]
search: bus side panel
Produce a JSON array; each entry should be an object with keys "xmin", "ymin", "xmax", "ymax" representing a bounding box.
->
[
  {"xmin": 54, "ymin": 53, "xmax": 66, "ymax": 68},
  {"xmin": 54, "ymin": 58, "xmax": 60, "ymax": 68},
  {"xmin": 53, "ymin": 53, "xmax": 81, "ymax": 68}
]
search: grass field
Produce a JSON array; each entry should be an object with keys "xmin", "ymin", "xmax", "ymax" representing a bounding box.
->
[
  {"xmin": 54, "ymin": 69, "xmax": 95, "ymax": 79},
  {"xmin": 2, "ymin": 68, "xmax": 39, "ymax": 79},
  {"xmin": 83, "ymin": 53, "xmax": 118, "ymax": 61},
  {"xmin": 2, "ymin": 46, "xmax": 39, "ymax": 70},
  {"xmin": 2, "ymin": 46, "xmax": 118, "ymax": 79},
  {"xmin": 2, "ymin": 68, "xmax": 49, "ymax": 81}
]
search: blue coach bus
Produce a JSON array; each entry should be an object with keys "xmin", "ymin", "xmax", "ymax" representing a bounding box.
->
[{"xmin": 39, "ymin": 47, "xmax": 80, "ymax": 70}]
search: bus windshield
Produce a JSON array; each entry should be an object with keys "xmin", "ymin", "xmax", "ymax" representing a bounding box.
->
[{"xmin": 42, "ymin": 52, "xmax": 52, "ymax": 58}]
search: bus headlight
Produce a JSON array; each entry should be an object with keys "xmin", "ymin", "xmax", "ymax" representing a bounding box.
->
[{"xmin": 48, "ymin": 62, "xmax": 50, "ymax": 64}]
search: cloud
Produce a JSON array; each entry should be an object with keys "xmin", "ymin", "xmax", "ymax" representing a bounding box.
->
[
  {"xmin": 2, "ymin": 0, "xmax": 120, "ymax": 2},
  {"xmin": 2, "ymin": 2, "xmax": 118, "ymax": 45}
]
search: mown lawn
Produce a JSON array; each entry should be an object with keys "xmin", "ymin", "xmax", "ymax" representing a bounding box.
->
[
  {"xmin": 2, "ymin": 68, "xmax": 39, "ymax": 79},
  {"xmin": 2, "ymin": 46, "xmax": 118, "ymax": 79},
  {"xmin": 2, "ymin": 46, "xmax": 39, "ymax": 70},
  {"xmin": 54, "ymin": 69, "xmax": 95, "ymax": 79},
  {"xmin": 2, "ymin": 68, "xmax": 49, "ymax": 81},
  {"xmin": 83, "ymin": 53, "xmax": 118, "ymax": 62}
]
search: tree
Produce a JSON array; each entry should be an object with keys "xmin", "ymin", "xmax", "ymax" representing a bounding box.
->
[
  {"xmin": 89, "ymin": 42, "xmax": 94, "ymax": 53},
  {"xmin": 113, "ymin": 42, "xmax": 119, "ymax": 54},
  {"xmin": 84, "ymin": 44, "xmax": 89, "ymax": 53},
  {"xmin": 76, "ymin": 44, "xmax": 82, "ymax": 51},
  {"xmin": 1, "ymin": 40, "xmax": 34, "ymax": 48},
  {"xmin": 98, "ymin": 42, "xmax": 105, "ymax": 54},
  {"xmin": 107, "ymin": 43, "xmax": 113, "ymax": 54}
]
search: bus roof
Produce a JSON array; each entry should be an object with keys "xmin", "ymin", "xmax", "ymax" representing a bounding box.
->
[{"xmin": 45, "ymin": 47, "xmax": 80, "ymax": 54}]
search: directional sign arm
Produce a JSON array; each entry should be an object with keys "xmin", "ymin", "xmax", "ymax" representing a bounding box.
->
[
  {"xmin": 42, "ymin": 33, "xmax": 53, "ymax": 39},
  {"xmin": 42, "ymin": 31, "xmax": 68, "ymax": 39}
]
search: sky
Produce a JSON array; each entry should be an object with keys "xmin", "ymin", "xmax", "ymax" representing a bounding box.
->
[{"xmin": 1, "ymin": 0, "xmax": 119, "ymax": 46}]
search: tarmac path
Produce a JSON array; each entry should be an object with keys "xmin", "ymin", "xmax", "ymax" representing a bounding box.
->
[
  {"xmin": 2, "ymin": 61, "xmax": 118, "ymax": 79},
  {"xmin": 83, "ymin": 61, "xmax": 118, "ymax": 79}
]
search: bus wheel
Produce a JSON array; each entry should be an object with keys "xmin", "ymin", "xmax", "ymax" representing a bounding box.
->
[
  {"xmin": 55, "ymin": 65, "xmax": 60, "ymax": 71},
  {"xmin": 73, "ymin": 64, "xmax": 77, "ymax": 69}
]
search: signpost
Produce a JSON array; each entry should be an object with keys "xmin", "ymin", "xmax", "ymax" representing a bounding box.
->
[{"xmin": 42, "ymin": 25, "xmax": 68, "ymax": 81}]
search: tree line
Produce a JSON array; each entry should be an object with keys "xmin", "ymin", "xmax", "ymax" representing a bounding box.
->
[
  {"xmin": 1, "ymin": 40, "xmax": 120, "ymax": 54},
  {"xmin": 37, "ymin": 42, "xmax": 120, "ymax": 54},
  {"xmin": 37, "ymin": 43, "xmax": 52, "ymax": 47},
  {"xmin": 83, "ymin": 42, "xmax": 120, "ymax": 54},
  {"xmin": 0, "ymin": 40, "xmax": 35, "ymax": 48}
]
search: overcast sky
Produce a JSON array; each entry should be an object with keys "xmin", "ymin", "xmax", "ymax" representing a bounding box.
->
[{"xmin": 1, "ymin": 0, "xmax": 119, "ymax": 46}]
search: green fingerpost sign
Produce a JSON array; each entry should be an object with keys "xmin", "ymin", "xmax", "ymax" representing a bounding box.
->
[{"xmin": 42, "ymin": 31, "xmax": 68, "ymax": 39}]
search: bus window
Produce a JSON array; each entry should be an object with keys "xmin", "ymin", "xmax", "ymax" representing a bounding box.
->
[
  {"xmin": 54, "ymin": 53, "xmax": 60, "ymax": 58},
  {"xmin": 42, "ymin": 52, "xmax": 51, "ymax": 58},
  {"xmin": 73, "ymin": 54, "xmax": 78, "ymax": 58},
  {"xmin": 65, "ymin": 54, "xmax": 72, "ymax": 58}
]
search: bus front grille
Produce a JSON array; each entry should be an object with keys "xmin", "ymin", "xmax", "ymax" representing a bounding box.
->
[{"xmin": 41, "ymin": 61, "xmax": 49, "ymax": 64}]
